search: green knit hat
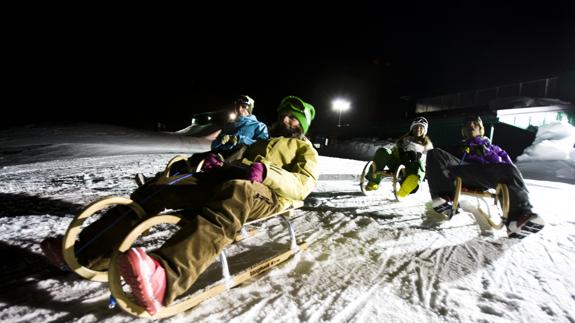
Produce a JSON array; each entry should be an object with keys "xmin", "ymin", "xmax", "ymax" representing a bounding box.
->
[{"xmin": 277, "ymin": 96, "xmax": 316, "ymax": 134}]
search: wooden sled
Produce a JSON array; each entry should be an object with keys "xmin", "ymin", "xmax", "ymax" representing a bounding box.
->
[
  {"xmin": 65, "ymin": 153, "xmax": 207, "ymax": 282},
  {"xmin": 452, "ymin": 177, "xmax": 510, "ymax": 229},
  {"xmin": 63, "ymin": 152, "xmax": 221, "ymax": 283},
  {"xmin": 62, "ymin": 192, "xmax": 259, "ymax": 282},
  {"xmin": 359, "ymin": 161, "xmax": 406, "ymax": 200},
  {"xmin": 63, "ymin": 196, "xmax": 147, "ymax": 282},
  {"xmin": 108, "ymin": 202, "xmax": 306, "ymax": 319}
]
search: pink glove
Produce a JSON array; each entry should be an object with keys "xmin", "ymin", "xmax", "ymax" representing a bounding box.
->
[
  {"xmin": 247, "ymin": 162, "xmax": 266, "ymax": 183},
  {"xmin": 201, "ymin": 153, "xmax": 224, "ymax": 172}
]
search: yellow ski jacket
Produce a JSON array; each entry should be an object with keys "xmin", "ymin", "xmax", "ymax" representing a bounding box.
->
[{"xmin": 238, "ymin": 136, "xmax": 319, "ymax": 210}]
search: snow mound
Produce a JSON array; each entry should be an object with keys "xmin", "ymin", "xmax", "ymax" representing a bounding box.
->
[{"xmin": 517, "ymin": 121, "xmax": 575, "ymax": 164}]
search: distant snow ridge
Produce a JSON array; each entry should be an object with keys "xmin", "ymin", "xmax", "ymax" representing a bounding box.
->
[
  {"xmin": 517, "ymin": 121, "xmax": 575, "ymax": 164},
  {"xmin": 318, "ymin": 138, "xmax": 394, "ymax": 161}
]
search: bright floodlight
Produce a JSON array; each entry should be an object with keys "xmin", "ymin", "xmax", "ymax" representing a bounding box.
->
[
  {"xmin": 332, "ymin": 99, "xmax": 351, "ymax": 112},
  {"xmin": 229, "ymin": 112, "xmax": 237, "ymax": 121},
  {"xmin": 332, "ymin": 98, "xmax": 351, "ymax": 127}
]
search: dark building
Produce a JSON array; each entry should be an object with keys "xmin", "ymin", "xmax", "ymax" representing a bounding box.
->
[{"xmin": 414, "ymin": 71, "xmax": 575, "ymax": 160}]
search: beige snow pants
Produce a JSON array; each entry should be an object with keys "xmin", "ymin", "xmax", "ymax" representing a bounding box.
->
[{"xmin": 77, "ymin": 170, "xmax": 283, "ymax": 304}]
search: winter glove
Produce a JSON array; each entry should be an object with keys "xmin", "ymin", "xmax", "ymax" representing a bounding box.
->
[
  {"xmin": 220, "ymin": 134, "xmax": 230, "ymax": 144},
  {"xmin": 466, "ymin": 144, "xmax": 486, "ymax": 156},
  {"xmin": 200, "ymin": 152, "xmax": 224, "ymax": 172},
  {"xmin": 402, "ymin": 141, "xmax": 424, "ymax": 162},
  {"xmin": 220, "ymin": 134, "xmax": 238, "ymax": 145},
  {"xmin": 247, "ymin": 162, "xmax": 266, "ymax": 183},
  {"xmin": 405, "ymin": 151, "xmax": 422, "ymax": 163}
]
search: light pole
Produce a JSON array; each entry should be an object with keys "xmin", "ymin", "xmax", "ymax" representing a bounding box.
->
[{"xmin": 332, "ymin": 99, "xmax": 350, "ymax": 127}]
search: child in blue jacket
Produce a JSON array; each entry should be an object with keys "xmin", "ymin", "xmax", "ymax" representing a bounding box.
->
[
  {"xmin": 211, "ymin": 95, "xmax": 268, "ymax": 151},
  {"xmin": 135, "ymin": 95, "xmax": 268, "ymax": 186}
]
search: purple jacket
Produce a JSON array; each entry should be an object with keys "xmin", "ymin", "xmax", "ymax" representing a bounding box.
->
[{"xmin": 461, "ymin": 136, "xmax": 512, "ymax": 165}]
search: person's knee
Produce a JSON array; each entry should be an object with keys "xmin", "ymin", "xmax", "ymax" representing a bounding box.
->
[
  {"xmin": 374, "ymin": 147, "xmax": 391, "ymax": 157},
  {"xmin": 222, "ymin": 179, "xmax": 251, "ymax": 194},
  {"xmin": 426, "ymin": 148, "xmax": 437, "ymax": 161},
  {"xmin": 210, "ymin": 180, "xmax": 253, "ymax": 213}
]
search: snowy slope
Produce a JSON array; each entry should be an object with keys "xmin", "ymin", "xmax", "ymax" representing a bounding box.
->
[
  {"xmin": 0, "ymin": 122, "xmax": 574, "ymax": 323},
  {"xmin": 0, "ymin": 123, "xmax": 212, "ymax": 167}
]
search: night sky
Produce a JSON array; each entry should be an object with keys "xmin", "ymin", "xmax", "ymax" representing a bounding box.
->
[{"xmin": 12, "ymin": 2, "xmax": 574, "ymax": 133}]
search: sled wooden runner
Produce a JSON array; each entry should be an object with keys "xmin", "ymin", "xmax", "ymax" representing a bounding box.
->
[
  {"xmin": 108, "ymin": 203, "xmax": 306, "ymax": 319},
  {"xmin": 164, "ymin": 155, "xmax": 190, "ymax": 177},
  {"xmin": 452, "ymin": 177, "xmax": 510, "ymax": 229},
  {"xmin": 63, "ymin": 196, "xmax": 146, "ymax": 282},
  {"xmin": 163, "ymin": 154, "xmax": 204, "ymax": 177},
  {"xmin": 359, "ymin": 161, "xmax": 405, "ymax": 200}
]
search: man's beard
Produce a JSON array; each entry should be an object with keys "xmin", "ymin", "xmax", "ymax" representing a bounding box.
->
[{"xmin": 269, "ymin": 122, "xmax": 303, "ymax": 138}]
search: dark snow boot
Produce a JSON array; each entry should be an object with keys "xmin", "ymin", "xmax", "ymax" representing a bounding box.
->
[
  {"xmin": 135, "ymin": 173, "xmax": 147, "ymax": 187},
  {"xmin": 40, "ymin": 236, "xmax": 69, "ymax": 271},
  {"xmin": 507, "ymin": 212, "xmax": 545, "ymax": 239}
]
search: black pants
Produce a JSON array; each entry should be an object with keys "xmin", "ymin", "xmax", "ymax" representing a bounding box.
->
[{"xmin": 426, "ymin": 148, "xmax": 532, "ymax": 221}]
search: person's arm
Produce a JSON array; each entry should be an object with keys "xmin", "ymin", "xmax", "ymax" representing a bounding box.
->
[
  {"xmin": 463, "ymin": 137, "xmax": 512, "ymax": 164},
  {"xmin": 425, "ymin": 137, "xmax": 434, "ymax": 151},
  {"xmin": 260, "ymin": 142, "xmax": 319, "ymax": 201},
  {"xmin": 254, "ymin": 123, "xmax": 269, "ymax": 141},
  {"xmin": 211, "ymin": 139, "xmax": 222, "ymax": 150},
  {"xmin": 236, "ymin": 135, "xmax": 255, "ymax": 146},
  {"xmin": 492, "ymin": 144, "xmax": 513, "ymax": 164},
  {"xmin": 401, "ymin": 137, "xmax": 427, "ymax": 163},
  {"xmin": 236, "ymin": 122, "xmax": 269, "ymax": 146},
  {"xmin": 211, "ymin": 128, "xmax": 227, "ymax": 150}
]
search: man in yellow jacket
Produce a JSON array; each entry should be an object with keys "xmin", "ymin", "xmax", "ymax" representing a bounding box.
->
[{"xmin": 103, "ymin": 95, "xmax": 318, "ymax": 315}]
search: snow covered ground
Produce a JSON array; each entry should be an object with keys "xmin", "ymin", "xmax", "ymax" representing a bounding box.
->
[{"xmin": 0, "ymin": 122, "xmax": 574, "ymax": 323}]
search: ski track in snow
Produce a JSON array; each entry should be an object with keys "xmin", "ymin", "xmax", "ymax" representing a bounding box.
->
[{"xmin": 1, "ymin": 154, "xmax": 575, "ymax": 322}]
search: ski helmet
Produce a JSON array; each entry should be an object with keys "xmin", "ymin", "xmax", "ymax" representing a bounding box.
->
[{"xmin": 234, "ymin": 95, "xmax": 255, "ymax": 114}]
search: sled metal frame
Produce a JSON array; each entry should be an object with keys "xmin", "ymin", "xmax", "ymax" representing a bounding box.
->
[
  {"xmin": 63, "ymin": 196, "xmax": 147, "ymax": 282},
  {"xmin": 108, "ymin": 203, "xmax": 306, "ymax": 319},
  {"xmin": 359, "ymin": 161, "xmax": 406, "ymax": 200},
  {"xmin": 452, "ymin": 177, "xmax": 510, "ymax": 229}
]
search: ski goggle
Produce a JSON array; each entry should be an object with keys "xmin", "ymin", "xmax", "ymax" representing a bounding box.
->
[
  {"xmin": 235, "ymin": 96, "xmax": 252, "ymax": 106},
  {"xmin": 412, "ymin": 117, "xmax": 428, "ymax": 125},
  {"xmin": 278, "ymin": 98, "xmax": 312, "ymax": 123},
  {"xmin": 279, "ymin": 97, "xmax": 303, "ymax": 110}
]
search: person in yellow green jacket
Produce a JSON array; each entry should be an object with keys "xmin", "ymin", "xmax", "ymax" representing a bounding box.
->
[
  {"xmin": 41, "ymin": 95, "xmax": 319, "ymax": 316},
  {"xmin": 365, "ymin": 117, "xmax": 433, "ymax": 198}
]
